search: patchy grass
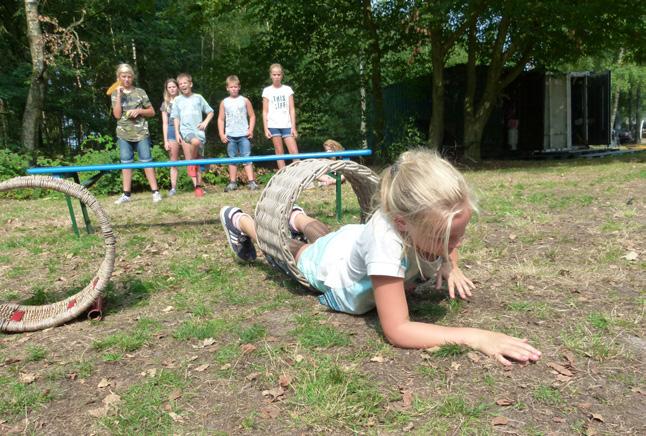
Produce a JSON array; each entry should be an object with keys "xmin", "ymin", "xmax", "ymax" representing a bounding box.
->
[{"xmin": 0, "ymin": 155, "xmax": 644, "ymax": 434}]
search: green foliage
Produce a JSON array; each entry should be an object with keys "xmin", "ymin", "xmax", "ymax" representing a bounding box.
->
[
  {"xmin": 0, "ymin": 375, "xmax": 52, "ymax": 420},
  {"xmin": 381, "ymin": 117, "xmax": 427, "ymax": 163}
]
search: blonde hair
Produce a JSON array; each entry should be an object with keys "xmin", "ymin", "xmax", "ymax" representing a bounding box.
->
[
  {"xmin": 177, "ymin": 72, "xmax": 192, "ymax": 82},
  {"xmin": 323, "ymin": 139, "xmax": 344, "ymax": 152},
  {"xmin": 163, "ymin": 78, "xmax": 178, "ymax": 104},
  {"xmin": 378, "ymin": 149, "xmax": 477, "ymax": 266},
  {"xmin": 226, "ymin": 75, "xmax": 240, "ymax": 86},
  {"xmin": 115, "ymin": 63, "xmax": 135, "ymax": 79},
  {"xmin": 269, "ymin": 63, "xmax": 283, "ymax": 75}
]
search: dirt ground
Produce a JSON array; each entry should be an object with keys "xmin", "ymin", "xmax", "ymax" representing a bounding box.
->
[{"xmin": 1, "ymin": 155, "xmax": 644, "ymax": 435}]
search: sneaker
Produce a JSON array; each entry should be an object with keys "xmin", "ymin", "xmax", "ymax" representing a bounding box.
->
[
  {"xmin": 224, "ymin": 182, "xmax": 238, "ymax": 192},
  {"xmin": 168, "ymin": 188, "xmax": 177, "ymax": 197},
  {"xmin": 152, "ymin": 191, "xmax": 162, "ymax": 203},
  {"xmin": 219, "ymin": 206, "xmax": 257, "ymax": 261},
  {"xmin": 289, "ymin": 205, "xmax": 306, "ymax": 241},
  {"xmin": 248, "ymin": 180, "xmax": 259, "ymax": 191},
  {"xmin": 114, "ymin": 194, "xmax": 131, "ymax": 205},
  {"xmin": 194, "ymin": 187, "xmax": 205, "ymax": 197}
]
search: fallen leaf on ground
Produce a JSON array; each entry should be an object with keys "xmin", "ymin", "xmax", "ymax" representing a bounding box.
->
[
  {"xmin": 246, "ymin": 372, "xmax": 260, "ymax": 381},
  {"xmin": 495, "ymin": 398, "xmax": 514, "ymax": 406},
  {"xmin": 294, "ymin": 354, "xmax": 304, "ymax": 363},
  {"xmin": 240, "ymin": 343, "xmax": 256, "ymax": 353},
  {"xmin": 97, "ymin": 378, "xmax": 110, "ymax": 388},
  {"xmin": 193, "ymin": 364, "xmax": 210, "ymax": 372},
  {"xmin": 467, "ymin": 352, "xmax": 482, "ymax": 363},
  {"xmin": 509, "ymin": 234, "xmax": 517, "ymax": 240},
  {"xmin": 88, "ymin": 406, "xmax": 108, "ymax": 418},
  {"xmin": 450, "ymin": 362, "xmax": 461, "ymax": 371},
  {"xmin": 547, "ymin": 362, "xmax": 573, "ymax": 377},
  {"xmin": 141, "ymin": 368, "xmax": 157, "ymax": 378},
  {"xmin": 553, "ymin": 416, "xmax": 566, "ymax": 423},
  {"xmin": 220, "ymin": 363, "xmax": 231, "ymax": 370},
  {"xmin": 162, "ymin": 305, "xmax": 174, "ymax": 313},
  {"xmin": 168, "ymin": 412, "xmax": 184, "ymax": 423},
  {"xmin": 278, "ymin": 374, "xmax": 292, "ymax": 387},
  {"xmin": 260, "ymin": 405, "xmax": 280, "ymax": 419},
  {"xmin": 577, "ymin": 402, "xmax": 592, "ymax": 409},
  {"xmin": 589, "ymin": 413, "xmax": 604, "ymax": 422},
  {"xmin": 400, "ymin": 389, "xmax": 413, "ymax": 409},
  {"xmin": 630, "ymin": 387, "xmax": 645, "ymax": 396},
  {"xmin": 19, "ymin": 373, "xmax": 37, "ymax": 384},
  {"xmin": 622, "ymin": 251, "xmax": 638, "ymax": 261},
  {"xmin": 370, "ymin": 355, "xmax": 385, "ymax": 363},
  {"xmin": 103, "ymin": 392, "xmax": 121, "ymax": 406},
  {"xmin": 202, "ymin": 338, "xmax": 216, "ymax": 347},
  {"xmin": 556, "ymin": 374, "xmax": 572, "ymax": 382},
  {"xmin": 262, "ymin": 386, "xmax": 285, "ymax": 402},
  {"xmin": 586, "ymin": 428, "xmax": 598, "ymax": 436},
  {"xmin": 491, "ymin": 416, "xmax": 509, "ymax": 426},
  {"xmin": 67, "ymin": 373, "xmax": 78, "ymax": 380},
  {"xmin": 168, "ymin": 389, "xmax": 182, "ymax": 401}
]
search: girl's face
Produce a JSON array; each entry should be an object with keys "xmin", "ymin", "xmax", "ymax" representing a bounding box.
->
[
  {"xmin": 270, "ymin": 68, "xmax": 283, "ymax": 85},
  {"xmin": 118, "ymin": 72, "xmax": 133, "ymax": 89},
  {"xmin": 404, "ymin": 207, "xmax": 472, "ymax": 260},
  {"xmin": 166, "ymin": 82, "xmax": 178, "ymax": 96}
]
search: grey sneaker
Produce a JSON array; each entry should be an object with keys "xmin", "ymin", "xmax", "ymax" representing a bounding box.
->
[
  {"xmin": 224, "ymin": 182, "xmax": 238, "ymax": 192},
  {"xmin": 168, "ymin": 188, "xmax": 177, "ymax": 197},
  {"xmin": 219, "ymin": 206, "xmax": 256, "ymax": 261},
  {"xmin": 114, "ymin": 194, "xmax": 131, "ymax": 205},
  {"xmin": 152, "ymin": 191, "xmax": 162, "ymax": 203},
  {"xmin": 248, "ymin": 180, "xmax": 259, "ymax": 191}
]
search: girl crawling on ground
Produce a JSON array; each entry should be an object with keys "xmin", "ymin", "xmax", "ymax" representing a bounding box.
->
[{"xmin": 219, "ymin": 149, "xmax": 541, "ymax": 365}]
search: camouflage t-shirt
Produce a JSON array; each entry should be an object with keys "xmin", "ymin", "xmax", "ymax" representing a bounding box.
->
[{"xmin": 111, "ymin": 87, "xmax": 151, "ymax": 142}]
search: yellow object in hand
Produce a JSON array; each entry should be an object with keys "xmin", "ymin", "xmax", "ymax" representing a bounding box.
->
[{"xmin": 106, "ymin": 80, "xmax": 121, "ymax": 96}]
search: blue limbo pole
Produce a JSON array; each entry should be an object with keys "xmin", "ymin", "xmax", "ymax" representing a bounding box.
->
[{"xmin": 26, "ymin": 150, "xmax": 372, "ymax": 175}]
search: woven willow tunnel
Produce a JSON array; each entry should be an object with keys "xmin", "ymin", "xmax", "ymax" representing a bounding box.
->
[
  {"xmin": 0, "ymin": 176, "xmax": 115, "ymax": 332},
  {"xmin": 255, "ymin": 159, "xmax": 379, "ymax": 288}
]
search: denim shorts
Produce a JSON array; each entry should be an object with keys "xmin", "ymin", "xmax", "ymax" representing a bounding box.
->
[
  {"xmin": 227, "ymin": 136, "xmax": 252, "ymax": 164},
  {"xmin": 268, "ymin": 127, "xmax": 292, "ymax": 138},
  {"xmin": 117, "ymin": 137, "xmax": 153, "ymax": 163},
  {"xmin": 167, "ymin": 119, "xmax": 176, "ymax": 141}
]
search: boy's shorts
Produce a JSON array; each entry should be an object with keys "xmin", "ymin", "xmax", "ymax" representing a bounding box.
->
[
  {"xmin": 183, "ymin": 132, "xmax": 205, "ymax": 146},
  {"xmin": 268, "ymin": 127, "xmax": 292, "ymax": 138},
  {"xmin": 117, "ymin": 137, "xmax": 153, "ymax": 163},
  {"xmin": 227, "ymin": 136, "xmax": 252, "ymax": 165}
]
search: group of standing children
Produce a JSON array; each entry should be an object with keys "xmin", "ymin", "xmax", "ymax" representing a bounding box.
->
[{"xmin": 110, "ymin": 63, "xmax": 299, "ymax": 203}]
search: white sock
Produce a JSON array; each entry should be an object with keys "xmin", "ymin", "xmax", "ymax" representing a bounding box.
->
[{"xmin": 288, "ymin": 208, "xmax": 306, "ymax": 233}]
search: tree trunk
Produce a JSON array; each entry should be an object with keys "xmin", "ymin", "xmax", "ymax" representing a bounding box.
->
[
  {"xmin": 635, "ymin": 84, "xmax": 641, "ymax": 142},
  {"xmin": 361, "ymin": 0, "xmax": 385, "ymax": 155},
  {"xmin": 22, "ymin": 0, "xmax": 46, "ymax": 156},
  {"xmin": 610, "ymin": 49, "xmax": 624, "ymax": 130},
  {"xmin": 428, "ymin": 32, "xmax": 445, "ymax": 149}
]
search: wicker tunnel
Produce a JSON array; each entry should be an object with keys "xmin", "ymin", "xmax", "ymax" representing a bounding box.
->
[
  {"xmin": 255, "ymin": 159, "xmax": 379, "ymax": 289},
  {"xmin": 0, "ymin": 176, "xmax": 116, "ymax": 332}
]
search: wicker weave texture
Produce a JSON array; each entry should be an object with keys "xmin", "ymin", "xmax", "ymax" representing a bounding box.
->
[
  {"xmin": 0, "ymin": 176, "xmax": 116, "ymax": 332},
  {"xmin": 255, "ymin": 159, "xmax": 379, "ymax": 288}
]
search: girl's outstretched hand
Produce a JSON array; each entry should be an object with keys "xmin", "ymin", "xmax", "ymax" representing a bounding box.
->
[
  {"xmin": 436, "ymin": 262, "xmax": 475, "ymax": 299},
  {"xmin": 473, "ymin": 330, "xmax": 541, "ymax": 366}
]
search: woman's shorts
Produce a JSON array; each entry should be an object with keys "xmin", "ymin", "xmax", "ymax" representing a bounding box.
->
[
  {"xmin": 117, "ymin": 137, "xmax": 153, "ymax": 163},
  {"xmin": 227, "ymin": 136, "xmax": 252, "ymax": 165},
  {"xmin": 268, "ymin": 127, "xmax": 292, "ymax": 138},
  {"xmin": 167, "ymin": 119, "xmax": 176, "ymax": 141}
]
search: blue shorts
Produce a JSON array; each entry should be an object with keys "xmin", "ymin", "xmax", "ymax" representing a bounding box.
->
[
  {"xmin": 117, "ymin": 137, "xmax": 153, "ymax": 163},
  {"xmin": 227, "ymin": 136, "xmax": 252, "ymax": 164},
  {"xmin": 167, "ymin": 119, "xmax": 176, "ymax": 141},
  {"xmin": 268, "ymin": 127, "xmax": 292, "ymax": 138}
]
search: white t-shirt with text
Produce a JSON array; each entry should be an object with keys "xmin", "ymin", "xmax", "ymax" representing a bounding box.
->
[{"xmin": 262, "ymin": 85, "xmax": 294, "ymax": 128}]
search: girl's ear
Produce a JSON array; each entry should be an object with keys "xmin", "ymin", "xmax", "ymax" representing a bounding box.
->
[{"xmin": 393, "ymin": 216, "xmax": 407, "ymax": 232}]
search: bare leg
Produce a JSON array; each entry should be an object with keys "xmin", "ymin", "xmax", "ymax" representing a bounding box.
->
[
  {"xmin": 272, "ymin": 136, "xmax": 286, "ymax": 169},
  {"xmin": 143, "ymin": 167, "xmax": 159, "ymax": 191},
  {"xmin": 190, "ymin": 138, "xmax": 203, "ymax": 186},
  {"xmin": 284, "ymin": 136, "xmax": 300, "ymax": 162},
  {"xmin": 292, "ymin": 213, "xmax": 330, "ymax": 243},
  {"xmin": 122, "ymin": 169, "xmax": 133, "ymax": 192},
  {"xmin": 169, "ymin": 141, "xmax": 180, "ymax": 189},
  {"xmin": 228, "ymin": 164, "xmax": 238, "ymax": 183},
  {"xmin": 238, "ymin": 214, "xmax": 258, "ymax": 243},
  {"xmin": 243, "ymin": 164, "xmax": 255, "ymax": 181},
  {"xmin": 181, "ymin": 140, "xmax": 197, "ymax": 187}
]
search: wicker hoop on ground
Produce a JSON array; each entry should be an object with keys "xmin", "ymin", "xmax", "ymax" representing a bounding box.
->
[
  {"xmin": 0, "ymin": 176, "xmax": 116, "ymax": 332},
  {"xmin": 255, "ymin": 159, "xmax": 379, "ymax": 288}
]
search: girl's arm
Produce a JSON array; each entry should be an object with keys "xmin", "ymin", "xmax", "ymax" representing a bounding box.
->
[
  {"xmin": 288, "ymin": 94, "xmax": 298, "ymax": 138},
  {"xmin": 245, "ymin": 97, "xmax": 255, "ymax": 139},
  {"xmin": 262, "ymin": 97, "xmax": 271, "ymax": 138},
  {"xmin": 161, "ymin": 110, "xmax": 169, "ymax": 150},
  {"xmin": 128, "ymin": 105, "xmax": 155, "ymax": 119},
  {"xmin": 372, "ymin": 275, "xmax": 541, "ymax": 365},
  {"xmin": 436, "ymin": 247, "xmax": 475, "ymax": 299},
  {"xmin": 217, "ymin": 101, "xmax": 227, "ymax": 143},
  {"xmin": 112, "ymin": 89, "xmax": 122, "ymax": 119}
]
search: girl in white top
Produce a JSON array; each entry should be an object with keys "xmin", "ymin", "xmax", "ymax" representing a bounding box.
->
[
  {"xmin": 160, "ymin": 78, "xmax": 180, "ymax": 196},
  {"xmin": 220, "ymin": 149, "xmax": 542, "ymax": 366},
  {"xmin": 262, "ymin": 63, "xmax": 300, "ymax": 169}
]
